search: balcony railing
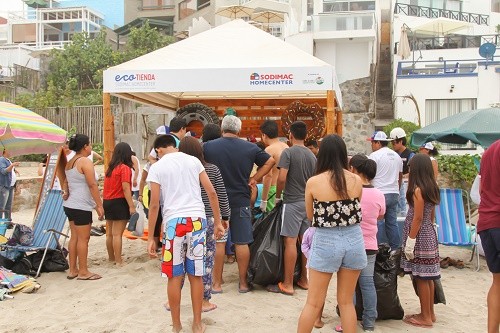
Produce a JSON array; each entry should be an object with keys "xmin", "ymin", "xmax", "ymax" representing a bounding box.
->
[
  {"xmin": 396, "ymin": 59, "xmax": 481, "ymax": 77},
  {"xmin": 394, "ymin": 3, "xmax": 489, "ymax": 26},
  {"xmin": 240, "ymin": 0, "xmax": 290, "ymax": 4},
  {"xmin": 312, "ymin": 12, "xmax": 375, "ymax": 33},
  {"xmin": 410, "ymin": 34, "xmax": 500, "ymax": 50}
]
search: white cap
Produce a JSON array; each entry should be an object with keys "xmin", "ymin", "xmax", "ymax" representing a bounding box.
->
[
  {"xmin": 421, "ymin": 142, "xmax": 434, "ymax": 150},
  {"xmin": 390, "ymin": 127, "xmax": 407, "ymax": 140},
  {"xmin": 367, "ymin": 131, "xmax": 392, "ymax": 142},
  {"xmin": 156, "ymin": 125, "xmax": 169, "ymax": 135}
]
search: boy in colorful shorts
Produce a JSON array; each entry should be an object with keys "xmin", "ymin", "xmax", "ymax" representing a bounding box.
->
[{"xmin": 147, "ymin": 134, "xmax": 224, "ymax": 333}]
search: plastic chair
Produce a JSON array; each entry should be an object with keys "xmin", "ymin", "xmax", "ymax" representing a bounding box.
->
[
  {"xmin": 435, "ymin": 188, "xmax": 480, "ymax": 271},
  {"xmin": 0, "ymin": 189, "xmax": 69, "ymax": 277}
]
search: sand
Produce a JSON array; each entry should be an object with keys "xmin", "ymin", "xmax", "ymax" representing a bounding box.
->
[{"xmin": 0, "ymin": 204, "xmax": 490, "ymax": 333}]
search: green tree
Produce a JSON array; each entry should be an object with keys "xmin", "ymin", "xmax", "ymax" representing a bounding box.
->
[{"xmin": 121, "ymin": 21, "xmax": 175, "ymax": 62}]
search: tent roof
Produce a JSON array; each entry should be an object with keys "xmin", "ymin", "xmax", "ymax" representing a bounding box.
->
[{"xmin": 104, "ymin": 19, "xmax": 341, "ymax": 110}]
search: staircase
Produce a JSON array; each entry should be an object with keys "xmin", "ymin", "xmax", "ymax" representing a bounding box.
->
[{"xmin": 374, "ymin": 43, "xmax": 394, "ymax": 126}]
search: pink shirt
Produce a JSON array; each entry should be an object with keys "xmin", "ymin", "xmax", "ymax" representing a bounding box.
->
[{"xmin": 360, "ymin": 186, "xmax": 386, "ymax": 251}]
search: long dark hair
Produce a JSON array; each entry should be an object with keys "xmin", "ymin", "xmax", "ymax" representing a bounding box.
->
[
  {"xmin": 349, "ymin": 154, "xmax": 377, "ymax": 181},
  {"xmin": 179, "ymin": 136, "xmax": 206, "ymax": 165},
  {"xmin": 315, "ymin": 134, "xmax": 349, "ymax": 198},
  {"xmin": 105, "ymin": 142, "xmax": 133, "ymax": 177},
  {"xmin": 406, "ymin": 153, "xmax": 440, "ymax": 206}
]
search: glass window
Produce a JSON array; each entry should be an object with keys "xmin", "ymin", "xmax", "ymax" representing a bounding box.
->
[
  {"xmin": 197, "ymin": 0, "xmax": 210, "ymax": 10},
  {"xmin": 445, "ymin": 0, "xmax": 461, "ymax": 11}
]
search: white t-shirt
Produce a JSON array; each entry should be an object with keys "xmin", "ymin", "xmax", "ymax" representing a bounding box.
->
[
  {"xmin": 369, "ymin": 147, "xmax": 403, "ymax": 194},
  {"xmin": 146, "ymin": 152, "xmax": 205, "ymax": 221}
]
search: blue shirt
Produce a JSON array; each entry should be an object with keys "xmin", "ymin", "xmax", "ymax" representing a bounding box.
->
[
  {"xmin": 203, "ymin": 137, "xmax": 271, "ymax": 208},
  {"xmin": 0, "ymin": 157, "xmax": 12, "ymax": 188}
]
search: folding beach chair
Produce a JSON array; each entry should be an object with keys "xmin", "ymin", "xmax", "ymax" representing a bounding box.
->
[
  {"xmin": 0, "ymin": 189, "xmax": 69, "ymax": 277},
  {"xmin": 435, "ymin": 188, "xmax": 480, "ymax": 271}
]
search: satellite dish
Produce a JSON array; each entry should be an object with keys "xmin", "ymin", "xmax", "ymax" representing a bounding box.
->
[
  {"xmin": 479, "ymin": 43, "xmax": 496, "ymax": 59},
  {"xmin": 479, "ymin": 43, "xmax": 497, "ymax": 68}
]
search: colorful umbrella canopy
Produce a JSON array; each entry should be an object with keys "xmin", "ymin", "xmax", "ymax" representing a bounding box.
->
[
  {"xmin": 0, "ymin": 102, "xmax": 67, "ymax": 157},
  {"xmin": 410, "ymin": 107, "xmax": 500, "ymax": 148}
]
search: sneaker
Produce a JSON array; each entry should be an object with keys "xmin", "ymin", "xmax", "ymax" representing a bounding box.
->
[{"xmin": 359, "ymin": 322, "xmax": 375, "ymax": 332}]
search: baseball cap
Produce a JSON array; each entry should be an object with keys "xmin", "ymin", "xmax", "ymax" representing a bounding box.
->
[
  {"xmin": 367, "ymin": 131, "xmax": 392, "ymax": 142},
  {"xmin": 421, "ymin": 142, "xmax": 434, "ymax": 150},
  {"xmin": 389, "ymin": 127, "xmax": 407, "ymax": 140},
  {"xmin": 156, "ymin": 125, "xmax": 170, "ymax": 135}
]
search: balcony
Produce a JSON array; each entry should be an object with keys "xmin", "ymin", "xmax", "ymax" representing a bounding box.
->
[
  {"xmin": 139, "ymin": 0, "xmax": 175, "ymax": 10},
  {"xmin": 396, "ymin": 59, "xmax": 479, "ymax": 78},
  {"xmin": 410, "ymin": 34, "xmax": 500, "ymax": 50},
  {"xmin": 394, "ymin": 2, "xmax": 489, "ymax": 26},
  {"xmin": 312, "ymin": 12, "xmax": 375, "ymax": 40}
]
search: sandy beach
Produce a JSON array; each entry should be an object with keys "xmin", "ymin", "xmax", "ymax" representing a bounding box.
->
[{"xmin": 0, "ymin": 205, "xmax": 489, "ymax": 333}]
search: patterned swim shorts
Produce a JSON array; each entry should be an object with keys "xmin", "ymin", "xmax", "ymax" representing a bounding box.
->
[{"xmin": 161, "ymin": 217, "xmax": 207, "ymax": 278}]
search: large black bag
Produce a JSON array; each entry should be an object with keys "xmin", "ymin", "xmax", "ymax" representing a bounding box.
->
[
  {"xmin": 355, "ymin": 244, "xmax": 404, "ymax": 320},
  {"xmin": 247, "ymin": 202, "xmax": 284, "ymax": 286},
  {"xmin": 28, "ymin": 249, "xmax": 69, "ymax": 273},
  {"xmin": 11, "ymin": 254, "xmax": 37, "ymax": 276}
]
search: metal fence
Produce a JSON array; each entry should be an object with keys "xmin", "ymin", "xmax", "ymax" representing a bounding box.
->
[{"xmin": 395, "ymin": 3, "xmax": 489, "ymax": 25}]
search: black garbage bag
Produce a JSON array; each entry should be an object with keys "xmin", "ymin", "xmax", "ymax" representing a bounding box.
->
[
  {"xmin": 355, "ymin": 244, "xmax": 404, "ymax": 320},
  {"xmin": 411, "ymin": 276, "xmax": 446, "ymax": 305},
  {"xmin": 28, "ymin": 248, "xmax": 69, "ymax": 273},
  {"xmin": 247, "ymin": 202, "xmax": 284, "ymax": 286}
]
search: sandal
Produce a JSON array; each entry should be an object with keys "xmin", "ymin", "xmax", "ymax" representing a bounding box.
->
[
  {"xmin": 454, "ymin": 260, "xmax": 465, "ymax": 269},
  {"xmin": 439, "ymin": 257, "xmax": 450, "ymax": 269}
]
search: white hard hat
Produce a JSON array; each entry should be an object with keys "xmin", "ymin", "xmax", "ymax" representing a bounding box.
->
[{"xmin": 390, "ymin": 127, "xmax": 407, "ymax": 140}]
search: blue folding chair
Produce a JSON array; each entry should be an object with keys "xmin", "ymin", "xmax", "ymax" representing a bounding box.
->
[
  {"xmin": 0, "ymin": 189, "xmax": 69, "ymax": 277},
  {"xmin": 435, "ymin": 188, "xmax": 480, "ymax": 271}
]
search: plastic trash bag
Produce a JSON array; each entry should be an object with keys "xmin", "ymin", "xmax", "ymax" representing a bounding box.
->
[
  {"xmin": 247, "ymin": 202, "xmax": 284, "ymax": 286},
  {"xmin": 355, "ymin": 244, "xmax": 404, "ymax": 320},
  {"xmin": 132, "ymin": 201, "xmax": 146, "ymax": 237},
  {"xmin": 470, "ymin": 174, "xmax": 481, "ymax": 205},
  {"xmin": 411, "ymin": 276, "xmax": 446, "ymax": 305}
]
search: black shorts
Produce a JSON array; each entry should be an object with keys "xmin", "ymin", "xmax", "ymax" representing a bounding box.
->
[
  {"xmin": 103, "ymin": 198, "xmax": 130, "ymax": 221},
  {"xmin": 63, "ymin": 207, "xmax": 93, "ymax": 226},
  {"xmin": 154, "ymin": 206, "xmax": 163, "ymax": 238},
  {"xmin": 479, "ymin": 228, "xmax": 500, "ymax": 273}
]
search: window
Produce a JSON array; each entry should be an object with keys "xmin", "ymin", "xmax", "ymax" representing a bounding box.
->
[
  {"xmin": 197, "ymin": 0, "xmax": 210, "ymax": 10},
  {"xmin": 178, "ymin": 0, "xmax": 197, "ymax": 19},
  {"xmin": 425, "ymin": 98, "xmax": 477, "ymax": 149},
  {"xmin": 307, "ymin": 0, "xmax": 314, "ymax": 16},
  {"xmin": 322, "ymin": 1, "xmax": 375, "ymax": 12}
]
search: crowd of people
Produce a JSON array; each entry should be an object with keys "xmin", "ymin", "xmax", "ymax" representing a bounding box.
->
[{"xmin": 48, "ymin": 116, "xmax": 499, "ymax": 333}]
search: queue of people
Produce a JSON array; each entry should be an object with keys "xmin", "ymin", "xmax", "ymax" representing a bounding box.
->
[{"xmin": 51, "ymin": 118, "xmax": 498, "ymax": 333}]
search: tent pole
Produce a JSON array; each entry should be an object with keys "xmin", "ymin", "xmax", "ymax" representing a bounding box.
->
[
  {"xmin": 103, "ymin": 92, "xmax": 114, "ymax": 171},
  {"xmin": 326, "ymin": 90, "xmax": 335, "ymax": 135}
]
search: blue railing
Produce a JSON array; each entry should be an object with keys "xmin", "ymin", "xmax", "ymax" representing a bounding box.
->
[
  {"xmin": 395, "ymin": 58, "xmax": 498, "ymax": 77},
  {"xmin": 410, "ymin": 34, "xmax": 500, "ymax": 50},
  {"xmin": 394, "ymin": 3, "xmax": 489, "ymax": 26}
]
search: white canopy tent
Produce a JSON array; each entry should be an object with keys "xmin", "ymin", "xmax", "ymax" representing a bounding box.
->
[
  {"xmin": 103, "ymin": 19, "xmax": 342, "ymax": 109},
  {"xmin": 102, "ymin": 19, "xmax": 342, "ymax": 165}
]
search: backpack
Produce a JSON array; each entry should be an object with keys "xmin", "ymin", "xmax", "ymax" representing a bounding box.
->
[{"xmin": 7, "ymin": 224, "xmax": 34, "ymax": 246}]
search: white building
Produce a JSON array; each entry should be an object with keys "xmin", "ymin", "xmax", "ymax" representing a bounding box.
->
[{"xmin": 392, "ymin": 0, "xmax": 500, "ymax": 150}]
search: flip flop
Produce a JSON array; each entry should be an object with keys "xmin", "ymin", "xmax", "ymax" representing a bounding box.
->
[
  {"xmin": 334, "ymin": 325, "xmax": 343, "ymax": 332},
  {"xmin": 403, "ymin": 316, "xmax": 433, "ymax": 328},
  {"xmin": 211, "ymin": 289, "xmax": 223, "ymax": 294},
  {"xmin": 266, "ymin": 282, "xmax": 293, "ymax": 296},
  {"xmin": 127, "ymin": 212, "xmax": 140, "ymax": 231},
  {"xmin": 77, "ymin": 274, "xmax": 102, "ymax": 281},
  {"xmin": 66, "ymin": 275, "xmax": 78, "ymax": 280},
  {"xmin": 439, "ymin": 257, "xmax": 450, "ymax": 269}
]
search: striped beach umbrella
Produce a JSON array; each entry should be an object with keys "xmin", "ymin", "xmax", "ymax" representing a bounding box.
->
[{"xmin": 0, "ymin": 102, "xmax": 67, "ymax": 157}]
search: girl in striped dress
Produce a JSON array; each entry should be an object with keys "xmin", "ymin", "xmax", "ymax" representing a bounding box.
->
[{"xmin": 401, "ymin": 154, "xmax": 441, "ymax": 329}]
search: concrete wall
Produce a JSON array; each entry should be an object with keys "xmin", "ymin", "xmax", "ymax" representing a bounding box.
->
[{"xmin": 342, "ymin": 113, "xmax": 374, "ymax": 156}]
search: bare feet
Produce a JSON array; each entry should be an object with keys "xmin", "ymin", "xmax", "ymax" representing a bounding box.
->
[
  {"xmin": 192, "ymin": 322, "xmax": 206, "ymax": 333},
  {"xmin": 172, "ymin": 324, "xmax": 182, "ymax": 333},
  {"xmin": 314, "ymin": 319, "xmax": 325, "ymax": 328},
  {"xmin": 403, "ymin": 314, "xmax": 433, "ymax": 328},
  {"xmin": 67, "ymin": 270, "xmax": 79, "ymax": 279},
  {"xmin": 296, "ymin": 279, "xmax": 309, "ymax": 290},
  {"xmin": 202, "ymin": 300, "xmax": 218, "ymax": 312},
  {"xmin": 405, "ymin": 313, "xmax": 436, "ymax": 323}
]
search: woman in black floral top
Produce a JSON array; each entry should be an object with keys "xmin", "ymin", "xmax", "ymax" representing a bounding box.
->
[{"xmin": 297, "ymin": 135, "xmax": 366, "ymax": 333}]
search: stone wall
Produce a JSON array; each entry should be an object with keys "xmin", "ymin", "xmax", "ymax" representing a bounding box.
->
[
  {"xmin": 12, "ymin": 178, "xmax": 42, "ymax": 213},
  {"xmin": 339, "ymin": 76, "xmax": 375, "ymax": 156},
  {"xmin": 343, "ymin": 113, "xmax": 374, "ymax": 156}
]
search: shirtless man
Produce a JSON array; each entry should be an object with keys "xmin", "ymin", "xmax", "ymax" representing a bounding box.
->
[{"xmin": 259, "ymin": 120, "xmax": 289, "ymax": 213}]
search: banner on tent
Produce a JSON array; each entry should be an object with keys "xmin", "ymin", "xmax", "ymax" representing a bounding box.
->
[{"xmin": 103, "ymin": 67, "xmax": 334, "ymax": 93}]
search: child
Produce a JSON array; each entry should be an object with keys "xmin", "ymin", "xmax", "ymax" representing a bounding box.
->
[
  {"xmin": 146, "ymin": 134, "xmax": 224, "ymax": 333},
  {"xmin": 349, "ymin": 154, "xmax": 385, "ymax": 332},
  {"xmin": 401, "ymin": 153, "xmax": 441, "ymax": 328}
]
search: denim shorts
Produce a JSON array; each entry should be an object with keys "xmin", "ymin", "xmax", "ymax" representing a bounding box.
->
[{"xmin": 308, "ymin": 224, "xmax": 367, "ymax": 273}]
